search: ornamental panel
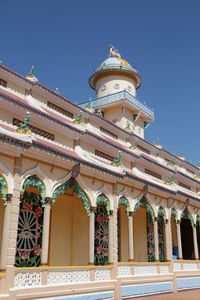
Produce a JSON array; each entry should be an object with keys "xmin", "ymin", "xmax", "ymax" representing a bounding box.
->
[
  {"xmin": 14, "ymin": 272, "xmax": 41, "ymax": 287},
  {"xmin": 0, "ymin": 175, "xmax": 7, "ymax": 205},
  {"xmin": 94, "ymin": 269, "xmax": 110, "ymax": 281},
  {"xmin": 15, "ymin": 191, "xmax": 43, "ymax": 267},
  {"xmin": 118, "ymin": 265, "xmax": 131, "ymax": 277},
  {"xmin": 47, "ymin": 270, "xmax": 90, "ymax": 285},
  {"xmin": 134, "ymin": 264, "xmax": 157, "ymax": 276},
  {"xmin": 94, "ymin": 204, "xmax": 109, "ymax": 265}
]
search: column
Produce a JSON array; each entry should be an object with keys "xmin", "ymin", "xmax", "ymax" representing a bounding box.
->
[
  {"xmin": 164, "ymin": 220, "xmax": 172, "ymax": 261},
  {"xmin": 153, "ymin": 218, "xmax": 159, "ymax": 261},
  {"xmin": 108, "ymin": 211, "xmax": 113, "ymax": 264},
  {"xmin": 0, "ymin": 194, "xmax": 12, "ymax": 270},
  {"xmin": 193, "ymin": 225, "xmax": 199, "ymax": 260},
  {"xmin": 176, "ymin": 221, "xmax": 183, "ymax": 259},
  {"xmin": 88, "ymin": 207, "xmax": 95, "ymax": 264},
  {"xmin": 41, "ymin": 198, "xmax": 52, "ymax": 265},
  {"xmin": 128, "ymin": 212, "xmax": 134, "ymax": 261}
]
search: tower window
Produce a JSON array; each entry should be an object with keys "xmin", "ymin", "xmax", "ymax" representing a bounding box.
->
[{"xmin": 114, "ymin": 84, "xmax": 120, "ymax": 90}]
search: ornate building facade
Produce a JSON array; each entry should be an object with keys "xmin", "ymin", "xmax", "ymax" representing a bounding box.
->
[{"xmin": 0, "ymin": 46, "xmax": 200, "ymax": 299}]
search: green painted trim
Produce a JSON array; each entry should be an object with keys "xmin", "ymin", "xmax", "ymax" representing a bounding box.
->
[
  {"xmin": 96, "ymin": 194, "xmax": 110, "ymax": 215},
  {"xmin": 158, "ymin": 207, "xmax": 167, "ymax": 223},
  {"xmin": 0, "ymin": 175, "xmax": 8, "ymax": 205},
  {"xmin": 118, "ymin": 196, "xmax": 130, "ymax": 216},
  {"xmin": 181, "ymin": 208, "xmax": 195, "ymax": 227},
  {"xmin": 52, "ymin": 178, "xmax": 91, "ymax": 215},
  {"xmin": 21, "ymin": 175, "xmax": 46, "ymax": 207},
  {"xmin": 134, "ymin": 197, "xmax": 155, "ymax": 220}
]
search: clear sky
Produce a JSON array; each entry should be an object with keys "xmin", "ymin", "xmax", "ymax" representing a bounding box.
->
[{"xmin": 1, "ymin": 0, "xmax": 200, "ymax": 164}]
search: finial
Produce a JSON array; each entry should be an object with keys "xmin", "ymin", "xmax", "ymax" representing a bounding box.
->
[
  {"xmin": 27, "ymin": 66, "xmax": 35, "ymax": 77},
  {"xmin": 55, "ymin": 88, "xmax": 60, "ymax": 94},
  {"xmin": 109, "ymin": 45, "xmax": 121, "ymax": 58},
  {"xmin": 165, "ymin": 173, "xmax": 175, "ymax": 185},
  {"xmin": 0, "ymin": 60, "xmax": 3, "ymax": 65},
  {"xmin": 111, "ymin": 151, "xmax": 123, "ymax": 167},
  {"xmin": 73, "ymin": 112, "xmax": 83, "ymax": 125},
  {"xmin": 16, "ymin": 112, "xmax": 32, "ymax": 134}
]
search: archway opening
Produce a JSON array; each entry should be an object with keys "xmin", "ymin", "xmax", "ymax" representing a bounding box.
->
[
  {"xmin": 134, "ymin": 197, "xmax": 155, "ymax": 262},
  {"xmin": 118, "ymin": 205, "xmax": 128, "ymax": 262},
  {"xmin": 181, "ymin": 218, "xmax": 194, "ymax": 260},
  {"xmin": 49, "ymin": 178, "xmax": 90, "ymax": 266},
  {"xmin": 15, "ymin": 175, "xmax": 45, "ymax": 267}
]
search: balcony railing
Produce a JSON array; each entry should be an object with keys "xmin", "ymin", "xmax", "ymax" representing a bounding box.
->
[{"xmin": 80, "ymin": 90, "xmax": 154, "ymax": 118}]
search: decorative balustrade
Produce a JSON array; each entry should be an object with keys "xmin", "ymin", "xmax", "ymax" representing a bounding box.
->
[
  {"xmin": 118, "ymin": 262, "xmax": 170, "ymax": 277},
  {"xmin": 14, "ymin": 265, "xmax": 112, "ymax": 288},
  {"xmin": 173, "ymin": 260, "xmax": 200, "ymax": 272}
]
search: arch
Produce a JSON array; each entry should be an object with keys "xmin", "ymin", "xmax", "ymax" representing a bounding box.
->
[
  {"xmin": 158, "ymin": 206, "xmax": 167, "ymax": 223},
  {"xmin": 134, "ymin": 196, "xmax": 155, "ymax": 220},
  {"xmin": 181, "ymin": 208, "xmax": 194, "ymax": 227},
  {"xmin": 118, "ymin": 196, "xmax": 130, "ymax": 216},
  {"xmin": 21, "ymin": 165, "xmax": 51, "ymax": 197},
  {"xmin": 52, "ymin": 177, "xmax": 91, "ymax": 215},
  {"xmin": 0, "ymin": 175, "xmax": 8, "ymax": 205},
  {"xmin": 0, "ymin": 161, "xmax": 14, "ymax": 194},
  {"xmin": 96, "ymin": 193, "xmax": 110, "ymax": 215},
  {"xmin": 21, "ymin": 175, "xmax": 46, "ymax": 207}
]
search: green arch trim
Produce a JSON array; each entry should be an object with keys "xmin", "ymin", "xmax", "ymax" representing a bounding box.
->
[
  {"xmin": 181, "ymin": 208, "xmax": 195, "ymax": 227},
  {"xmin": 52, "ymin": 177, "xmax": 91, "ymax": 215},
  {"xmin": 118, "ymin": 196, "xmax": 130, "ymax": 216},
  {"xmin": 96, "ymin": 193, "xmax": 110, "ymax": 215},
  {"xmin": 21, "ymin": 175, "xmax": 46, "ymax": 207},
  {"xmin": 0, "ymin": 175, "xmax": 8, "ymax": 205},
  {"xmin": 158, "ymin": 207, "xmax": 167, "ymax": 223},
  {"xmin": 134, "ymin": 197, "xmax": 155, "ymax": 220},
  {"xmin": 171, "ymin": 208, "xmax": 178, "ymax": 223}
]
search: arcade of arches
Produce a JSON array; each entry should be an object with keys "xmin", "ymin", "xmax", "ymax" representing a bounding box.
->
[{"xmin": 0, "ymin": 174, "xmax": 200, "ymax": 269}]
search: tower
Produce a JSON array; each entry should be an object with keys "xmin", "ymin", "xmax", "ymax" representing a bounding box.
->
[{"xmin": 82, "ymin": 46, "xmax": 154, "ymax": 139}]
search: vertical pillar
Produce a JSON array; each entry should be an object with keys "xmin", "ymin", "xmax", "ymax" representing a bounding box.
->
[
  {"xmin": 0, "ymin": 194, "xmax": 12, "ymax": 270},
  {"xmin": 176, "ymin": 221, "xmax": 183, "ymax": 259},
  {"xmin": 88, "ymin": 207, "xmax": 95, "ymax": 265},
  {"xmin": 41, "ymin": 198, "xmax": 52, "ymax": 265},
  {"xmin": 108, "ymin": 211, "xmax": 113, "ymax": 264},
  {"xmin": 164, "ymin": 220, "xmax": 172, "ymax": 261},
  {"xmin": 153, "ymin": 218, "xmax": 159, "ymax": 261},
  {"xmin": 128, "ymin": 212, "xmax": 134, "ymax": 261},
  {"xmin": 193, "ymin": 225, "xmax": 199, "ymax": 260}
]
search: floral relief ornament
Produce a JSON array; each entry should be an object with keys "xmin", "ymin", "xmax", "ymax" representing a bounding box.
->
[{"xmin": 16, "ymin": 112, "xmax": 32, "ymax": 134}]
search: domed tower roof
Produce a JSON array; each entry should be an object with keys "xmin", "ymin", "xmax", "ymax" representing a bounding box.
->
[{"xmin": 89, "ymin": 46, "xmax": 141, "ymax": 90}]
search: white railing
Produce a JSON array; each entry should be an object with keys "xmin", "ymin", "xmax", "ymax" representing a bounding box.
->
[
  {"xmin": 118, "ymin": 262, "xmax": 170, "ymax": 277},
  {"xmin": 173, "ymin": 260, "xmax": 200, "ymax": 272},
  {"xmin": 14, "ymin": 266, "xmax": 112, "ymax": 288}
]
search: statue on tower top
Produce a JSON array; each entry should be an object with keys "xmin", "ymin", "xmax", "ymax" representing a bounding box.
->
[{"xmin": 109, "ymin": 45, "xmax": 121, "ymax": 58}]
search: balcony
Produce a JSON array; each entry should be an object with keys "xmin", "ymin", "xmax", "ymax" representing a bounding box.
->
[{"xmin": 80, "ymin": 90, "xmax": 154, "ymax": 119}]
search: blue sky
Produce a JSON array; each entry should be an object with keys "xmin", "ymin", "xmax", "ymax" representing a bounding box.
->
[{"xmin": 1, "ymin": 0, "xmax": 200, "ymax": 164}]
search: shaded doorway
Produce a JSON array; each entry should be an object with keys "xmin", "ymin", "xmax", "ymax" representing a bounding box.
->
[{"xmin": 181, "ymin": 218, "xmax": 194, "ymax": 259}]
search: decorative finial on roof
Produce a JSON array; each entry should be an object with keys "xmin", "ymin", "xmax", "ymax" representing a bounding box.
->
[
  {"xmin": 26, "ymin": 66, "xmax": 38, "ymax": 82},
  {"xmin": 27, "ymin": 66, "xmax": 35, "ymax": 77},
  {"xmin": 0, "ymin": 60, "xmax": 3, "ymax": 65},
  {"xmin": 55, "ymin": 88, "xmax": 60, "ymax": 94},
  {"xmin": 111, "ymin": 151, "xmax": 123, "ymax": 167},
  {"xmin": 109, "ymin": 45, "xmax": 121, "ymax": 58}
]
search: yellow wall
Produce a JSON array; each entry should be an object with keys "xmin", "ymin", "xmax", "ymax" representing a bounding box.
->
[
  {"xmin": 119, "ymin": 206, "xmax": 128, "ymax": 262},
  {"xmin": 133, "ymin": 208, "xmax": 148, "ymax": 261},
  {"xmin": 49, "ymin": 191, "xmax": 89, "ymax": 266}
]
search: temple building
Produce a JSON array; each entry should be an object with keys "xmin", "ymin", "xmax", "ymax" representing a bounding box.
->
[{"xmin": 0, "ymin": 46, "xmax": 200, "ymax": 299}]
